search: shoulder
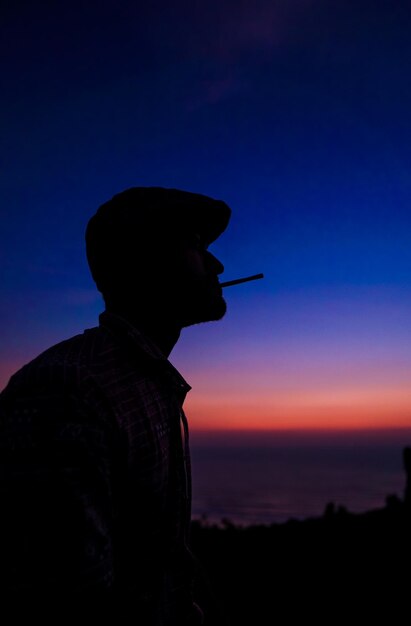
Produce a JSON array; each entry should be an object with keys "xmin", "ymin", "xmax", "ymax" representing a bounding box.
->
[
  {"xmin": 0, "ymin": 326, "xmax": 124, "ymax": 448},
  {"xmin": 0, "ymin": 325, "xmax": 125, "ymax": 412}
]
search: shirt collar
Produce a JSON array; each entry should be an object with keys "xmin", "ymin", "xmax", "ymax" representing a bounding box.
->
[{"xmin": 98, "ymin": 310, "xmax": 192, "ymax": 399}]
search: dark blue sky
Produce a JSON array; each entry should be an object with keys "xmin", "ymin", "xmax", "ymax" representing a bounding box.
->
[{"xmin": 2, "ymin": 0, "xmax": 411, "ymax": 431}]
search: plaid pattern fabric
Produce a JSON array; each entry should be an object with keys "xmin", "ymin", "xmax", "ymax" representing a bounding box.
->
[{"xmin": 0, "ymin": 311, "xmax": 201, "ymax": 623}]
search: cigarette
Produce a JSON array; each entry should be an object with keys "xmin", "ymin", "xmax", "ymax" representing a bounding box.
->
[{"xmin": 220, "ymin": 273, "xmax": 264, "ymax": 288}]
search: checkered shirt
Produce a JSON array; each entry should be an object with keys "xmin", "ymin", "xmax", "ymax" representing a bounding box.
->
[{"xmin": 0, "ymin": 310, "xmax": 202, "ymax": 624}]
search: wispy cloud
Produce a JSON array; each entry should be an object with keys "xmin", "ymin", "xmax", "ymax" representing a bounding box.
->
[
  {"xmin": 181, "ymin": 0, "xmax": 315, "ymax": 108},
  {"xmin": 181, "ymin": 0, "xmax": 315, "ymax": 60},
  {"xmin": 206, "ymin": 0, "xmax": 305, "ymax": 61}
]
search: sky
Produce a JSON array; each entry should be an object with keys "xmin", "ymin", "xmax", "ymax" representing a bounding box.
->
[{"xmin": 1, "ymin": 0, "xmax": 411, "ymax": 433}]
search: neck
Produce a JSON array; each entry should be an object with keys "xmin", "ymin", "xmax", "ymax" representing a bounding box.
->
[{"xmin": 105, "ymin": 304, "xmax": 181, "ymax": 357}]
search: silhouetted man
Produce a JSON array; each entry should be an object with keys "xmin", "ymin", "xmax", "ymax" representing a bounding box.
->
[{"xmin": 0, "ymin": 187, "xmax": 231, "ymax": 623}]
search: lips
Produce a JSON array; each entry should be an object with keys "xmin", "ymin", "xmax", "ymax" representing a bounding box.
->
[{"xmin": 209, "ymin": 277, "xmax": 223, "ymax": 294}]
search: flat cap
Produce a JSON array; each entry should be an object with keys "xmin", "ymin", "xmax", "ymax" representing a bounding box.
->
[{"xmin": 85, "ymin": 186, "xmax": 231, "ymax": 290}]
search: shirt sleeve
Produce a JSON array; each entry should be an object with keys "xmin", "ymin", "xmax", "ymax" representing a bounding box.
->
[{"xmin": 0, "ymin": 385, "xmax": 118, "ymax": 600}]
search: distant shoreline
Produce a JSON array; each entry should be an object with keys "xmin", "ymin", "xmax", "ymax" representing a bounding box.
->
[
  {"xmin": 191, "ymin": 426, "xmax": 411, "ymax": 447},
  {"xmin": 191, "ymin": 435, "xmax": 410, "ymax": 526}
]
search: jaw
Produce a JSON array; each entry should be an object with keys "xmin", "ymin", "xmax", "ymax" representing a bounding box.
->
[
  {"xmin": 105, "ymin": 272, "xmax": 227, "ymax": 331},
  {"xmin": 179, "ymin": 293, "xmax": 227, "ymax": 327}
]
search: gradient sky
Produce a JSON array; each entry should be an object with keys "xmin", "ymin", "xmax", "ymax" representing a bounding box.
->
[{"xmin": 1, "ymin": 0, "xmax": 411, "ymax": 432}]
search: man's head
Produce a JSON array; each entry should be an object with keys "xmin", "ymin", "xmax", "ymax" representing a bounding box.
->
[{"xmin": 85, "ymin": 187, "xmax": 231, "ymax": 328}]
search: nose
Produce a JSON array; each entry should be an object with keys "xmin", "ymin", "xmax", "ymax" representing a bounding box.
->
[{"xmin": 205, "ymin": 250, "xmax": 224, "ymax": 275}]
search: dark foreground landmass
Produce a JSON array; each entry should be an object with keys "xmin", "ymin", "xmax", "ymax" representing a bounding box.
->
[{"xmin": 190, "ymin": 446, "xmax": 411, "ymax": 624}]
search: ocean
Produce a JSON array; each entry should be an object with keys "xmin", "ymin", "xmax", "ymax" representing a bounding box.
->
[{"xmin": 190, "ymin": 429, "xmax": 411, "ymax": 526}]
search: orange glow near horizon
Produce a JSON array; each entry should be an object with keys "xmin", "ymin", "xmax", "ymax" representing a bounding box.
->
[
  {"xmin": 185, "ymin": 385, "xmax": 411, "ymax": 431},
  {"xmin": 2, "ymin": 356, "xmax": 411, "ymax": 433}
]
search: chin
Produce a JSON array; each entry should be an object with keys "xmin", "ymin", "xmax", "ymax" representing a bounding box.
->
[{"xmin": 181, "ymin": 295, "xmax": 227, "ymax": 327}]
